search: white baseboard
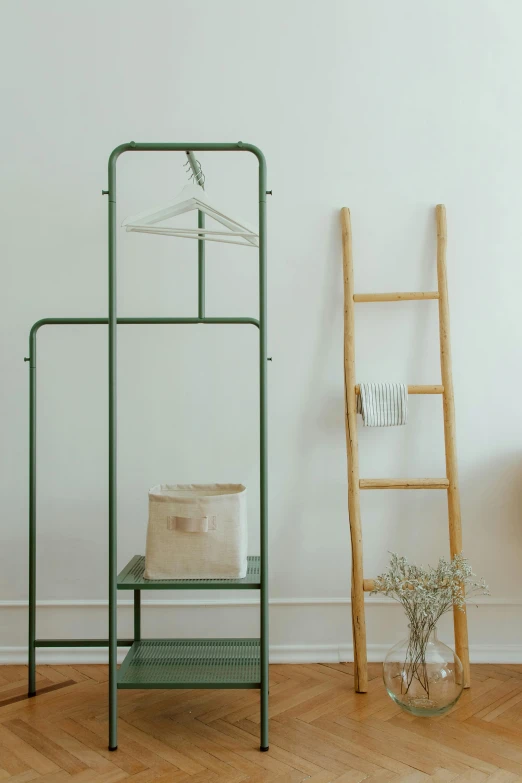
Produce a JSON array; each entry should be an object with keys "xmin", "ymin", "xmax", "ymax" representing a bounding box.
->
[
  {"xmin": 2, "ymin": 643, "xmax": 522, "ymax": 666},
  {"xmin": 2, "ymin": 596, "xmax": 519, "ymax": 666},
  {"xmin": 273, "ymin": 644, "xmax": 522, "ymax": 664},
  {"xmin": 0, "ymin": 595, "xmax": 518, "ymax": 608}
]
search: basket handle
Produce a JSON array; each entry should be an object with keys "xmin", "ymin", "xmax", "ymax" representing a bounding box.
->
[{"xmin": 167, "ymin": 515, "xmax": 217, "ymax": 533}]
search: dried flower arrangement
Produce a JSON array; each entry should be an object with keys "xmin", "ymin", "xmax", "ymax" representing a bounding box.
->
[{"xmin": 372, "ymin": 553, "xmax": 489, "ymax": 702}]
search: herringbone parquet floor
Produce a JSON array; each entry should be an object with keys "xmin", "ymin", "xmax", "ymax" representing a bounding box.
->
[{"xmin": 1, "ymin": 663, "xmax": 522, "ymax": 783}]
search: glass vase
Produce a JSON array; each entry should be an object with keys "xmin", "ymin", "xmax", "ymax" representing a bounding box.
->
[{"xmin": 383, "ymin": 626, "xmax": 463, "ymax": 716}]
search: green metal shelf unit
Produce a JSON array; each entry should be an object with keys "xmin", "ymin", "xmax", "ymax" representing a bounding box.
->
[{"xmin": 27, "ymin": 142, "xmax": 269, "ymax": 752}]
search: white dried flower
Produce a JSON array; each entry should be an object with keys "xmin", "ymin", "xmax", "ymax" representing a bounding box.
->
[{"xmin": 371, "ymin": 552, "xmax": 489, "ymax": 630}]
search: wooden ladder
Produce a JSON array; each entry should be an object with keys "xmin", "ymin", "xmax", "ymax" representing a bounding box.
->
[{"xmin": 341, "ymin": 204, "xmax": 470, "ymax": 693}]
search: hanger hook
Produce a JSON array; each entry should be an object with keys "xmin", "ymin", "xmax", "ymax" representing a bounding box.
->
[{"xmin": 185, "ymin": 152, "xmax": 205, "ymax": 189}]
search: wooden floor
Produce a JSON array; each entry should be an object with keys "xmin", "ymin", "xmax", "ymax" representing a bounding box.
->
[{"xmin": 1, "ymin": 663, "xmax": 522, "ymax": 783}]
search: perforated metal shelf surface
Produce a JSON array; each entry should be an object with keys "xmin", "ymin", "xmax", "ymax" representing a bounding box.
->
[
  {"xmin": 117, "ymin": 639, "xmax": 261, "ymax": 689},
  {"xmin": 117, "ymin": 555, "xmax": 260, "ymax": 590}
]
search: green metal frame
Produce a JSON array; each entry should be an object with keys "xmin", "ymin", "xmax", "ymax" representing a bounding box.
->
[
  {"xmin": 117, "ymin": 639, "xmax": 261, "ymax": 689},
  {"xmin": 117, "ymin": 555, "xmax": 261, "ymax": 589},
  {"xmin": 27, "ymin": 141, "xmax": 269, "ymax": 752}
]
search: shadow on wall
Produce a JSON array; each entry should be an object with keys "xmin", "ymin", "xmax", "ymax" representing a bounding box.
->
[
  {"xmin": 458, "ymin": 452, "xmax": 522, "ymax": 594},
  {"xmin": 273, "ymin": 211, "xmax": 350, "ymax": 592}
]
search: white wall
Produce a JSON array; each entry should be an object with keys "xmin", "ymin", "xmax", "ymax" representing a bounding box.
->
[{"xmin": 1, "ymin": 0, "xmax": 522, "ymax": 663}]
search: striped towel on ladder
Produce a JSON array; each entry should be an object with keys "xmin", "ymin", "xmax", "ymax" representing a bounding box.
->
[{"xmin": 356, "ymin": 383, "xmax": 408, "ymax": 427}]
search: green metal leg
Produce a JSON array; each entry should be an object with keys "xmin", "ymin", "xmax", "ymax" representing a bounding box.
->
[
  {"xmin": 28, "ymin": 351, "xmax": 36, "ymax": 697},
  {"xmin": 198, "ymin": 211, "xmax": 205, "ymax": 318},
  {"xmin": 134, "ymin": 591, "xmax": 141, "ymax": 642},
  {"xmin": 258, "ymin": 157, "xmax": 269, "ymax": 753},
  {"xmin": 108, "ymin": 178, "xmax": 118, "ymax": 752}
]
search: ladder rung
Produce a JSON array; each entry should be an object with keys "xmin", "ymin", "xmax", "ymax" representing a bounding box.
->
[
  {"xmin": 353, "ymin": 292, "xmax": 439, "ymax": 302},
  {"xmin": 359, "ymin": 478, "xmax": 449, "ymax": 489},
  {"xmin": 355, "ymin": 384, "xmax": 443, "ymax": 395}
]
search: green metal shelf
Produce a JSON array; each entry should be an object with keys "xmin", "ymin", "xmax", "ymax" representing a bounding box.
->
[
  {"xmin": 117, "ymin": 555, "xmax": 261, "ymax": 590},
  {"xmin": 27, "ymin": 142, "xmax": 269, "ymax": 751},
  {"xmin": 117, "ymin": 638, "xmax": 261, "ymax": 689}
]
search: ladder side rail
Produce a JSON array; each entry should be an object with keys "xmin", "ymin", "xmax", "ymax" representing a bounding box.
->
[
  {"xmin": 436, "ymin": 204, "xmax": 470, "ymax": 688},
  {"xmin": 341, "ymin": 207, "xmax": 368, "ymax": 694}
]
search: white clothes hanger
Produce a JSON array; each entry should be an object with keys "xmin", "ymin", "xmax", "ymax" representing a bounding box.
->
[{"xmin": 122, "ymin": 183, "xmax": 259, "ymax": 248}]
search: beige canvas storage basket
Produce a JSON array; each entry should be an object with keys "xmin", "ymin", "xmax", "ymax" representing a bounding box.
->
[{"xmin": 144, "ymin": 484, "xmax": 248, "ymax": 580}]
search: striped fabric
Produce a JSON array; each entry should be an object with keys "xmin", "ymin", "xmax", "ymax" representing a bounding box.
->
[{"xmin": 356, "ymin": 383, "xmax": 408, "ymax": 427}]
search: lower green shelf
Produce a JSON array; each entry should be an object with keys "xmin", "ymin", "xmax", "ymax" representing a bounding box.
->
[{"xmin": 117, "ymin": 639, "xmax": 261, "ymax": 689}]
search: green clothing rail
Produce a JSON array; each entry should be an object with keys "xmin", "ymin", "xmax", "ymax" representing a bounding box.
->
[{"xmin": 27, "ymin": 142, "xmax": 269, "ymax": 752}]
